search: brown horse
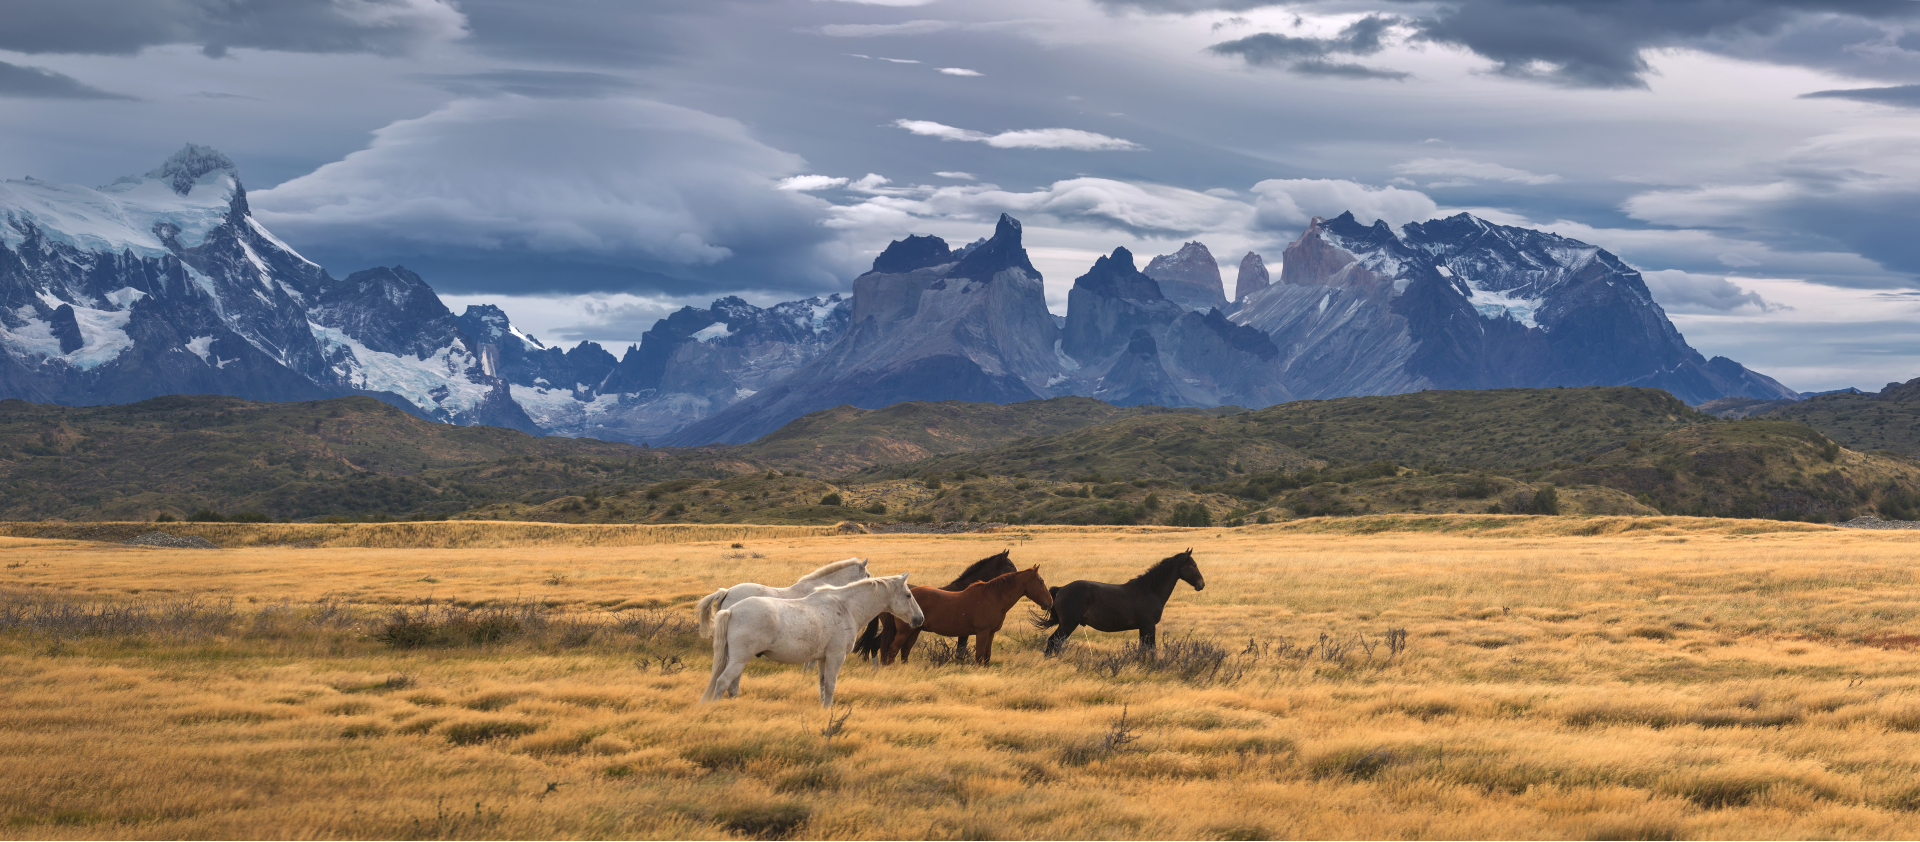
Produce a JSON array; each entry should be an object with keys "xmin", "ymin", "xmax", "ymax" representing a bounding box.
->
[
  {"xmin": 880, "ymin": 566, "xmax": 1053, "ymax": 666},
  {"xmin": 853, "ymin": 549, "xmax": 1017, "ymax": 662}
]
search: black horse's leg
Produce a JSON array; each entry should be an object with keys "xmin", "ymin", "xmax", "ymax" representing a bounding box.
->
[
  {"xmin": 956, "ymin": 634, "xmax": 971, "ymax": 661},
  {"xmin": 1045, "ymin": 620, "xmax": 1078, "ymax": 656},
  {"xmin": 1139, "ymin": 625, "xmax": 1157, "ymax": 653}
]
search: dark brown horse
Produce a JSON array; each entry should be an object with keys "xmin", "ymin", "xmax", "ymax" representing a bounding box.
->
[
  {"xmin": 880, "ymin": 566, "xmax": 1053, "ymax": 666},
  {"xmin": 1033, "ymin": 549, "xmax": 1204, "ymax": 655},
  {"xmin": 853, "ymin": 549, "xmax": 1017, "ymax": 661}
]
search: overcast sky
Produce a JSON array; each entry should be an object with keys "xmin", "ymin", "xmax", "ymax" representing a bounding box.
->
[{"xmin": 4, "ymin": 0, "xmax": 1920, "ymax": 391}]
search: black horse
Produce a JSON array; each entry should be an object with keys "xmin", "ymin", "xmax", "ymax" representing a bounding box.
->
[
  {"xmin": 1033, "ymin": 549, "xmax": 1205, "ymax": 655},
  {"xmin": 853, "ymin": 549, "xmax": 1018, "ymax": 661}
]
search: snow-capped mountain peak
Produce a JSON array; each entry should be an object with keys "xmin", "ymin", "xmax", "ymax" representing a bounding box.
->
[{"xmin": 142, "ymin": 144, "xmax": 239, "ymax": 197}]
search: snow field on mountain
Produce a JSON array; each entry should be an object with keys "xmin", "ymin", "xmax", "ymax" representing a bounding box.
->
[{"xmin": 309, "ymin": 321, "xmax": 491, "ymax": 417}]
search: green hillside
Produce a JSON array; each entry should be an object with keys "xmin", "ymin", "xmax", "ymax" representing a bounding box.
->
[
  {"xmin": 7, "ymin": 386, "xmax": 1920, "ymax": 527},
  {"xmin": 1759, "ymin": 378, "xmax": 1920, "ymax": 459},
  {"xmin": 728, "ymin": 397, "xmax": 1220, "ymax": 475},
  {"xmin": 0, "ymin": 395, "xmax": 754, "ymax": 521},
  {"xmin": 1547, "ymin": 419, "xmax": 1920, "ymax": 522},
  {"xmin": 855, "ymin": 387, "xmax": 1709, "ymax": 484}
]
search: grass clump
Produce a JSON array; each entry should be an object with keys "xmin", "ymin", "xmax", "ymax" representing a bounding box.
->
[{"xmin": 441, "ymin": 720, "xmax": 537, "ymax": 746}]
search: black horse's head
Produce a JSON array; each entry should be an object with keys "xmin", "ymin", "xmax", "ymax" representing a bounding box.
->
[
  {"xmin": 949, "ymin": 549, "xmax": 1018, "ymax": 589},
  {"xmin": 1175, "ymin": 548, "xmax": 1205, "ymax": 591}
]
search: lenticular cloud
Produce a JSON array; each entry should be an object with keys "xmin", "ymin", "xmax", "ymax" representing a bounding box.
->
[{"xmin": 893, "ymin": 119, "xmax": 1139, "ymax": 151}]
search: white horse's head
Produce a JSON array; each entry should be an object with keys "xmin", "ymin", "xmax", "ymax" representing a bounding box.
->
[{"xmin": 884, "ymin": 573, "xmax": 923, "ymax": 629}]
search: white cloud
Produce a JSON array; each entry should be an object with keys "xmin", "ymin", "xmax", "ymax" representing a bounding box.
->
[
  {"xmin": 938, "ymin": 67, "xmax": 984, "ymax": 76},
  {"xmin": 819, "ymin": 20, "xmax": 956, "ymax": 37},
  {"xmin": 1247, "ymin": 179, "xmax": 1440, "ymax": 231},
  {"xmin": 933, "ymin": 171, "xmax": 976, "ymax": 180},
  {"xmin": 1640, "ymin": 269, "xmax": 1784, "ymax": 314},
  {"xmin": 253, "ymin": 96, "xmax": 841, "ymax": 282},
  {"xmin": 1393, "ymin": 158, "xmax": 1562, "ymax": 185},
  {"xmin": 777, "ymin": 175, "xmax": 848, "ymax": 191},
  {"xmin": 893, "ymin": 119, "xmax": 1140, "ymax": 150}
]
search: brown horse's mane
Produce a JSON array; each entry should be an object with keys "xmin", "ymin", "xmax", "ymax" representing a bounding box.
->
[
  {"xmin": 944, "ymin": 550, "xmax": 1013, "ymax": 590},
  {"xmin": 1126, "ymin": 550, "xmax": 1195, "ymax": 588}
]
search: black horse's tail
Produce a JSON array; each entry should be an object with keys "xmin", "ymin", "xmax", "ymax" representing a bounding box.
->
[
  {"xmin": 852, "ymin": 616, "xmax": 885, "ymax": 660},
  {"xmin": 1029, "ymin": 586, "xmax": 1061, "ymax": 630}
]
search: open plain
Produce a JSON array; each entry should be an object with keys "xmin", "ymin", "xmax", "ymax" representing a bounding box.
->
[{"xmin": 5, "ymin": 516, "xmax": 1920, "ymax": 839}]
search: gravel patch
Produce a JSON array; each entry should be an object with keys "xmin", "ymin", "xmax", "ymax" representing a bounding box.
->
[
  {"xmin": 1835, "ymin": 516, "xmax": 1920, "ymax": 531},
  {"xmin": 122, "ymin": 532, "xmax": 220, "ymax": 549}
]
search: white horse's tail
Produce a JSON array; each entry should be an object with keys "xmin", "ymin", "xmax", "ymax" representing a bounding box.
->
[
  {"xmin": 695, "ymin": 588, "xmax": 728, "ymax": 639},
  {"xmin": 700, "ymin": 608, "xmax": 732, "ymax": 703}
]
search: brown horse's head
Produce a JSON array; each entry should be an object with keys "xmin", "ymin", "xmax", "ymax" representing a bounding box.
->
[
  {"xmin": 1176, "ymin": 548, "xmax": 1205, "ymax": 591},
  {"xmin": 1018, "ymin": 565, "xmax": 1054, "ymax": 609}
]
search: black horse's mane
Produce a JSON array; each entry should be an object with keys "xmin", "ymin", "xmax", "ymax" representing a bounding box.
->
[
  {"xmin": 946, "ymin": 550, "xmax": 1014, "ymax": 589},
  {"xmin": 1127, "ymin": 550, "xmax": 1195, "ymax": 587}
]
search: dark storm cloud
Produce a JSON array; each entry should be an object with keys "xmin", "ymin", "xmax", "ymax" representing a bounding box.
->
[
  {"xmin": 1209, "ymin": 15, "xmax": 1407, "ymax": 79},
  {"xmin": 0, "ymin": 61, "xmax": 136, "ymax": 99},
  {"xmin": 0, "ymin": 0, "xmax": 466, "ymax": 58},
  {"xmin": 1189, "ymin": 0, "xmax": 1920, "ymax": 89},
  {"xmin": 451, "ymin": 0, "xmax": 778, "ymax": 66},
  {"xmin": 1407, "ymin": 0, "xmax": 1918, "ymax": 89},
  {"xmin": 1803, "ymin": 85, "xmax": 1920, "ymax": 107}
]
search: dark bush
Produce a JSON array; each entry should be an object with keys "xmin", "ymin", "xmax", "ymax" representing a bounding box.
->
[
  {"xmin": 1168, "ymin": 503, "xmax": 1213, "ymax": 527},
  {"xmin": 819, "ymin": 492, "xmax": 844, "ymax": 507},
  {"xmin": 185, "ymin": 509, "xmax": 225, "ymax": 522},
  {"xmin": 862, "ymin": 502, "xmax": 886, "ymax": 515},
  {"xmin": 154, "ymin": 513, "xmax": 177, "ymax": 523}
]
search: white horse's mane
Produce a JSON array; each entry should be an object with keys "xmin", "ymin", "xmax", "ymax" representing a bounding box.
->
[{"xmin": 794, "ymin": 556, "xmax": 866, "ymax": 584}]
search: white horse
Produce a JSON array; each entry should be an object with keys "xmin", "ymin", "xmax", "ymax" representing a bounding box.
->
[
  {"xmin": 701, "ymin": 574, "xmax": 923, "ymax": 709},
  {"xmin": 695, "ymin": 557, "xmax": 870, "ymax": 639}
]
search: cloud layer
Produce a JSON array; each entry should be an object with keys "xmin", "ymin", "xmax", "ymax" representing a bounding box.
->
[
  {"xmin": 0, "ymin": 0, "xmax": 468, "ymax": 58},
  {"xmin": 894, "ymin": 120, "xmax": 1141, "ymax": 150},
  {"xmin": 252, "ymin": 96, "xmax": 847, "ymax": 295}
]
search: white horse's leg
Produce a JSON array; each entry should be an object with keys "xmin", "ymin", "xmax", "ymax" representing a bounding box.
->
[
  {"xmin": 700, "ymin": 609, "xmax": 733, "ymax": 703},
  {"xmin": 818, "ymin": 649, "xmax": 848, "ymax": 708}
]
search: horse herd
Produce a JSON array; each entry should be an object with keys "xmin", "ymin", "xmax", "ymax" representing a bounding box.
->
[{"xmin": 693, "ymin": 549, "xmax": 1207, "ymax": 708}]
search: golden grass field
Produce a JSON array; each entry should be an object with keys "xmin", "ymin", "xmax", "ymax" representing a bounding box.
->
[{"xmin": 5, "ymin": 516, "xmax": 1920, "ymax": 839}]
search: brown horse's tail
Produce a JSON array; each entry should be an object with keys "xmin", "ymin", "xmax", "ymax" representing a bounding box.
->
[
  {"xmin": 1029, "ymin": 586, "xmax": 1061, "ymax": 630},
  {"xmin": 852, "ymin": 616, "xmax": 886, "ymax": 660}
]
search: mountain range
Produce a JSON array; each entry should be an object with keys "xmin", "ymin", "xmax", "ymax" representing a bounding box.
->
[{"xmin": 1, "ymin": 146, "xmax": 1796, "ymax": 443}]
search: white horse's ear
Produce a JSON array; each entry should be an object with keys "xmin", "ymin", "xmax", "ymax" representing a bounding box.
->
[{"xmin": 899, "ymin": 572, "xmax": 910, "ymax": 583}]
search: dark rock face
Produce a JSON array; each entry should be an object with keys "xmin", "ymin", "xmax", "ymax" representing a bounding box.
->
[
  {"xmin": 663, "ymin": 215, "xmax": 1060, "ymax": 445},
  {"xmin": 1144, "ymin": 241, "xmax": 1230, "ymax": 313},
  {"xmin": 1233, "ymin": 251, "xmax": 1268, "ymax": 307},
  {"xmin": 1062, "ymin": 247, "xmax": 1183, "ymax": 363},
  {"xmin": 870, "ymin": 234, "xmax": 953, "ymax": 274},
  {"xmin": 49, "ymin": 305, "xmax": 84, "ymax": 354},
  {"xmin": 1064, "ymin": 247, "xmax": 1292, "ymax": 409}
]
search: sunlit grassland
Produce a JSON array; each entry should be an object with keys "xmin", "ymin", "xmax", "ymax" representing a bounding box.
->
[{"xmin": 4, "ymin": 517, "xmax": 1920, "ymax": 839}]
